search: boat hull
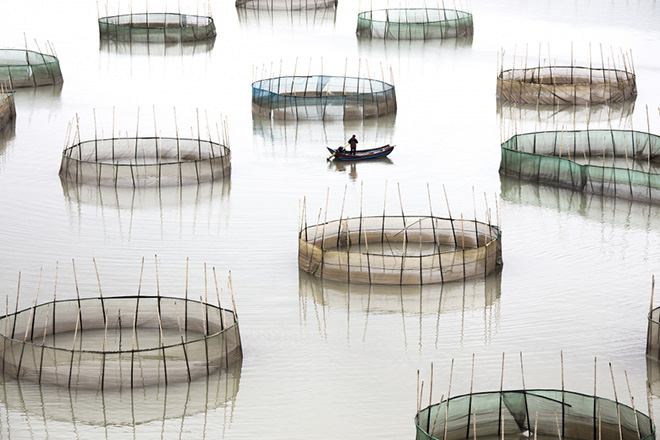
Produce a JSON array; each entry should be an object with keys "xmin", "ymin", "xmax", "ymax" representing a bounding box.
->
[{"xmin": 327, "ymin": 144, "xmax": 394, "ymax": 161}]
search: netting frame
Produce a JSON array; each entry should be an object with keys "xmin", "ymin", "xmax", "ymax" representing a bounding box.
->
[
  {"xmin": 235, "ymin": 0, "xmax": 337, "ymax": 10},
  {"xmin": 0, "ymin": 49, "xmax": 64, "ymax": 88},
  {"xmin": 647, "ymin": 305, "xmax": 660, "ymax": 360},
  {"xmin": 252, "ymin": 74, "xmax": 397, "ymax": 120},
  {"xmin": 496, "ymin": 65, "xmax": 637, "ymax": 105},
  {"xmin": 499, "ymin": 129, "xmax": 660, "ymax": 204},
  {"xmin": 356, "ymin": 8, "xmax": 473, "ymax": 40},
  {"xmin": 98, "ymin": 13, "xmax": 217, "ymax": 43},
  {"xmin": 298, "ymin": 214, "xmax": 502, "ymax": 285},
  {"xmin": 59, "ymin": 136, "xmax": 231, "ymax": 187},
  {"xmin": 0, "ymin": 295, "xmax": 242, "ymax": 390},
  {"xmin": 415, "ymin": 389, "xmax": 655, "ymax": 440}
]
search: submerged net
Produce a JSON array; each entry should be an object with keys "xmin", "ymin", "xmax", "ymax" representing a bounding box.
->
[
  {"xmin": 497, "ymin": 66, "xmax": 636, "ymax": 105},
  {"xmin": 500, "ymin": 129, "xmax": 660, "ymax": 204},
  {"xmin": 0, "ymin": 87, "xmax": 15, "ymax": 130},
  {"xmin": 415, "ymin": 390, "xmax": 655, "ymax": 440},
  {"xmin": 298, "ymin": 215, "xmax": 502, "ymax": 285},
  {"xmin": 0, "ymin": 296, "xmax": 242, "ymax": 390},
  {"xmin": 0, "ymin": 49, "xmax": 63, "ymax": 88},
  {"xmin": 356, "ymin": 8, "xmax": 473, "ymax": 39},
  {"xmin": 99, "ymin": 13, "xmax": 216, "ymax": 42},
  {"xmin": 59, "ymin": 137, "xmax": 231, "ymax": 187},
  {"xmin": 252, "ymin": 75, "xmax": 397, "ymax": 120},
  {"xmin": 235, "ymin": 0, "xmax": 337, "ymax": 9}
]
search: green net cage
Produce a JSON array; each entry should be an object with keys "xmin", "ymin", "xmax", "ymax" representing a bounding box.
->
[
  {"xmin": 647, "ymin": 304, "xmax": 660, "ymax": 360},
  {"xmin": 0, "ymin": 85, "xmax": 15, "ymax": 130},
  {"xmin": 0, "ymin": 295, "xmax": 242, "ymax": 390},
  {"xmin": 99, "ymin": 13, "xmax": 216, "ymax": 43},
  {"xmin": 0, "ymin": 49, "xmax": 63, "ymax": 88},
  {"xmin": 356, "ymin": 8, "xmax": 473, "ymax": 40},
  {"xmin": 298, "ymin": 214, "xmax": 502, "ymax": 285},
  {"xmin": 499, "ymin": 129, "xmax": 660, "ymax": 204},
  {"xmin": 415, "ymin": 390, "xmax": 655, "ymax": 440},
  {"xmin": 252, "ymin": 75, "xmax": 397, "ymax": 120},
  {"xmin": 496, "ymin": 65, "xmax": 636, "ymax": 105},
  {"xmin": 235, "ymin": 0, "xmax": 337, "ymax": 10}
]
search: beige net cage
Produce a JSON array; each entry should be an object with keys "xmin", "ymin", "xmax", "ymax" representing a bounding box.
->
[
  {"xmin": 356, "ymin": 8, "xmax": 473, "ymax": 40},
  {"xmin": 500, "ymin": 126, "xmax": 660, "ymax": 204},
  {"xmin": 235, "ymin": 0, "xmax": 337, "ymax": 10},
  {"xmin": 0, "ymin": 85, "xmax": 15, "ymax": 131},
  {"xmin": 252, "ymin": 74, "xmax": 397, "ymax": 121},
  {"xmin": 0, "ymin": 48, "xmax": 63, "ymax": 88},
  {"xmin": 98, "ymin": 13, "xmax": 217, "ymax": 43},
  {"xmin": 496, "ymin": 48, "xmax": 636, "ymax": 105},
  {"xmin": 415, "ymin": 389, "xmax": 655, "ymax": 440},
  {"xmin": 58, "ymin": 111, "xmax": 231, "ymax": 187},
  {"xmin": 0, "ymin": 261, "xmax": 242, "ymax": 390},
  {"xmin": 298, "ymin": 190, "xmax": 502, "ymax": 285}
]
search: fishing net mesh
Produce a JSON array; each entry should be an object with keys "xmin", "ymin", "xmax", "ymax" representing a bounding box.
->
[
  {"xmin": 500, "ymin": 129, "xmax": 660, "ymax": 203},
  {"xmin": 496, "ymin": 66, "xmax": 636, "ymax": 105},
  {"xmin": 59, "ymin": 137, "xmax": 231, "ymax": 187},
  {"xmin": 356, "ymin": 9, "xmax": 473, "ymax": 39},
  {"xmin": 235, "ymin": 0, "xmax": 337, "ymax": 9},
  {"xmin": 415, "ymin": 390, "xmax": 654, "ymax": 440},
  {"xmin": 0, "ymin": 91, "xmax": 15, "ymax": 129},
  {"xmin": 252, "ymin": 75, "xmax": 397, "ymax": 120},
  {"xmin": 98, "ymin": 13, "xmax": 216, "ymax": 43},
  {"xmin": 0, "ymin": 296, "xmax": 242, "ymax": 390},
  {"xmin": 0, "ymin": 49, "xmax": 63, "ymax": 88},
  {"xmin": 298, "ymin": 215, "xmax": 502, "ymax": 285}
]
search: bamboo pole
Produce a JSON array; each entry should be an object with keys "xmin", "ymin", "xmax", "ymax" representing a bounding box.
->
[
  {"xmin": 67, "ymin": 308, "xmax": 81, "ymax": 387},
  {"xmin": 498, "ymin": 352, "xmax": 505, "ymax": 436},
  {"xmin": 37, "ymin": 304, "xmax": 50, "ymax": 384},
  {"xmin": 466, "ymin": 354, "xmax": 475, "ymax": 437},
  {"xmin": 609, "ymin": 362, "xmax": 624, "ymax": 440},
  {"xmin": 443, "ymin": 358, "xmax": 454, "ymax": 440},
  {"xmin": 174, "ymin": 301, "xmax": 192, "ymax": 382},
  {"xmin": 624, "ymin": 370, "xmax": 641, "ymax": 439},
  {"xmin": 199, "ymin": 297, "xmax": 210, "ymax": 375},
  {"xmin": 93, "ymin": 258, "xmax": 107, "ymax": 326}
]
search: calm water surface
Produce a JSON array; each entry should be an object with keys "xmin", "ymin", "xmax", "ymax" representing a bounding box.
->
[{"xmin": 1, "ymin": 0, "xmax": 660, "ymax": 438}]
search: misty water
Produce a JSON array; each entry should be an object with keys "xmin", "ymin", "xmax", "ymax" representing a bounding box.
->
[{"xmin": 1, "ymin": 0, "xmax": 660, "ymax": 438}]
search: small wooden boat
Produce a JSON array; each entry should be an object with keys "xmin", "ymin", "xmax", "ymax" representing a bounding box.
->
[{"xmin": 327, "ymin": 144, "xmax": 395, "ymax": 161}]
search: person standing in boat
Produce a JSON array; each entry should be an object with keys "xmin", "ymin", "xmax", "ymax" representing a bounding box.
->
[{"xmin": 348, "ymin": 135, "xmax": 358, "ymax": 154}]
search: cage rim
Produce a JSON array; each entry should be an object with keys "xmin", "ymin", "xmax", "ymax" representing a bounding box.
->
[{"xmin": 0, "ymin": 295, "xmax": 238, "ymax": 355}]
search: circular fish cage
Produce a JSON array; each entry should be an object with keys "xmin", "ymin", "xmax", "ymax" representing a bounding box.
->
[
  {"xmin": 59, "ymin": 136, "xmax": 231, "ymax": 187},
  {"xmin": 415, "ymin": 390, "xmax": 655, "ymax": 440},
  {"xmin": 496, "ymin": 65, "xmax": 636, "ymax": 105},
  {"xmin": 0, "ymin": 296, "xmax": 242, "ymax": 390},
  {"xmin": 647, "ymin": 300, "xmax": 660, "ymax": 360},
  {"xmin": 0, "ymin": 86, "xmax": 15, "ymax": 130},
  {"xmin": 235, "ymin": 0, "xmax": 337, "ymax": 10},
  {"xmin": 98, "ymin": 13, "xmax": 216, "ymax": 43},
  {"xmin": 500, "ymin": 128, "xmax": 660, "ymax": 204},
  {"xmin": 0, "ymin": 49, "xmax": 63, "ymax": 88},
  {"xmin": 356, "ymin": 8, "xmax": 473, "ymax": 40},
  {"xmin": 252, "ymin": 75, "xmax": 397, "ymax": 120},
  {"xmin": 298, "ymin": 215, "xmax": 502, "ymax": 285}
]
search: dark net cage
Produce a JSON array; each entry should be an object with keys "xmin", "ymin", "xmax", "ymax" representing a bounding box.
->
[
  {"xmin": 0, "ymin": 49, "xmax": 63, "ymax": 88},
  {"xmin": 646, "ymin": 302, "xmax": 660, "ymax": 360},
  {"xmin": 356, "ymin": 8, "xmax": 473, "ymax": 40},
  {"xmin": 235, "ymin": 0, "xmax": 337, "ymax": 10},
  {"xmin": 0, "ymin": 86, "xmax": 15, "ymax": 130},
  {"xmin": 298, "ymin": 215, "xmax": 502, "ymax": 285},
  {"xmin": 0, "ymin": 296, "xmax": 242, "ymax": 390},
  {"xmin": 415, "ymin": 390, "xmax": 655, "ymax": 440},
  {"xmin": 500, "ymin": 129, "xmax": 660, "ymax": 204},
  {"xmin": 59, "ymin": 137, "xmax": 231, "ymax": 187},
  {"xmin": 98, "ymin": 13, "xmax": 216, "ymax": 43},
  {"xmin": 496, "ymin": 66, "xmax": 636, "ymax": 105},
  {"xmin": 252, "ymin": 75, "xmax": 397, "ymax": 120}
]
